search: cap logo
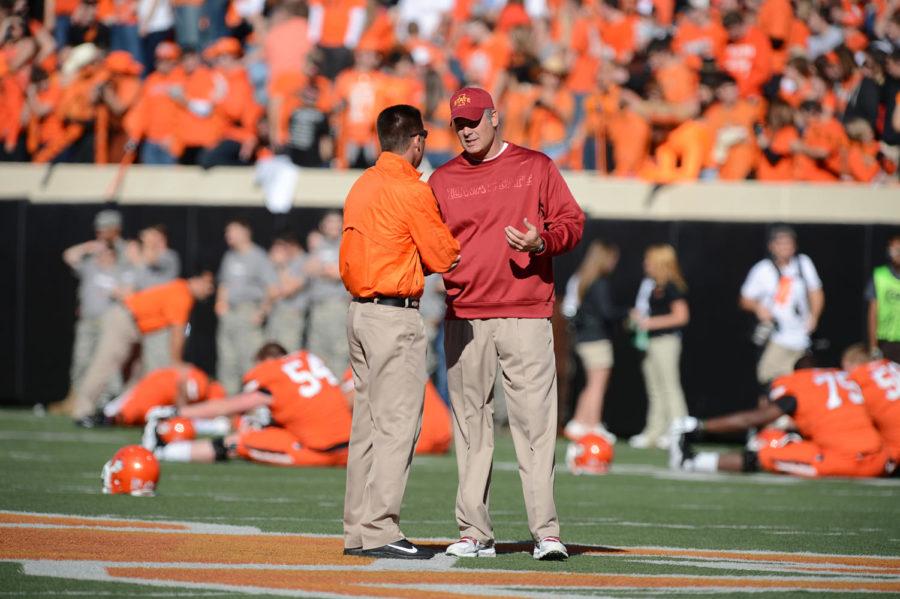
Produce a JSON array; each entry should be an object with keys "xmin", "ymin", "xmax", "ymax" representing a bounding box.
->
[{"xmin": 453, "ymin": 93, "xmax": 471, "ymax": 107}]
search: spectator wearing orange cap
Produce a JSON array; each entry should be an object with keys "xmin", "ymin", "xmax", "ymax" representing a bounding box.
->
[
  {"xmin": 308, "ymin": 0, "xmax": 366, "ymax": 80},
  {"xmin": 755, "ymin": 99, "xmax": 799, "ymax": 181},
  {"xmin": 703, "ymin": 73, "xmax": 761, "ymax": 180},
  {"xmin": 124, "ymin": 40, "xmax": 183, "ymax": 163},
  {"xmin": 791, "ymin": 99, "xmax": 848, "ymax": 182},
  {"xmin": 333, "ymin": 46, "xmax": 387, "ymax": 168},
  {"xmin": 673, "ymin": 0, "xmax": 727, "ymax": 71},
  {"xmin": 95, "ymin": 49, "xmax": 143, "ymax": 163},
  {"xmin": 201, "ymin": 37, "xmax": 261, "ymax": 167},
  {"xmin": 719, "ymin": 11, "xmax": 772, "ymax": 98}
]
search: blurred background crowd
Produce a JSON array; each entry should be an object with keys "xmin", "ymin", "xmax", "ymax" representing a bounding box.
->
[{"xmin": 1, "ymin": 0, "xmax": 900, "ymax": 181}]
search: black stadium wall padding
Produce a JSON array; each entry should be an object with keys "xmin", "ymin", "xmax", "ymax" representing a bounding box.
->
[{"xmin": 1, "ymin": 200, "xmax": 894, "ymax": 435}]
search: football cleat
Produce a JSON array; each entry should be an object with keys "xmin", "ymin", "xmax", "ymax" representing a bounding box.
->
[
  {"xmin": 565, "ymin": 433, "xmax": 614, "ymax": 475},
  {"xmin": 445, "ymin": 536, "xmax": 496, "ymax": 558},
  {"xmin": 669, "ymin": 427, "xmax": 697, "ymax": 470},
  {"xmin": 101, "ymin": 445, "xmax": 160, "ymax": 496},
  {"xmin": 533, "ymin": 537, "xmax": 568, "ymax": 560}
]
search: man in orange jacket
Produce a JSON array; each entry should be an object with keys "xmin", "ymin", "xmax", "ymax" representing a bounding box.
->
[{"xmin": 340, "ymin": 104, "xmax": 460, "ymax": 559}]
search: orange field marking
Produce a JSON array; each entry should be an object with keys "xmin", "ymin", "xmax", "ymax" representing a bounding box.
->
[
  {"xmin": 4, "ymin": 511, "xmax": 900, "ymax": 597},
  {"xmin": 0, "ymin": 512, "xmax": 185, "ymax": 530}
]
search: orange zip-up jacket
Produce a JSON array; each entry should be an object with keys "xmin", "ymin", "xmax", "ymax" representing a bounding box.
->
[
  {"xmin": 124, "ymin": 279, "xmax": 195, "ymax": 334},
  {"xmin": 340, "ymin": 151, "xmax": 460, "ymax": 299}
]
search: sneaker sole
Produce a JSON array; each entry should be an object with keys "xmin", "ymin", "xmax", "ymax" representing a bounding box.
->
[
  {"xmin": 534, "ymin": 550, "xmax": 568, "ymax": 561},
  {"xmin": 446, "ymin": 549, "xmax": 497, "ymax": 558},
  {"xmin": 361, "ymin": 549, "xmax": 434, "ymax": 560}
]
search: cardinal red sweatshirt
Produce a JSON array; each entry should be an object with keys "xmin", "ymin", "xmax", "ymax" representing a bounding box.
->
[{"xmin": 429, "ymin": 142, "xmax": 585, "ymax": 319}]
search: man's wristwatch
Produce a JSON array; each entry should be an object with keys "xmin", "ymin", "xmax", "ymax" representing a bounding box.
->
[{"xmin": 533, "ymin": 238, "xmax": 545, "ymax": 254}]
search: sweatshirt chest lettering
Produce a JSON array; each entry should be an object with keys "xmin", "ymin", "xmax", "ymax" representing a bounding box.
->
[{"xmin": 444, "ymin": 172, "xmax": 533, "ymax": 201}]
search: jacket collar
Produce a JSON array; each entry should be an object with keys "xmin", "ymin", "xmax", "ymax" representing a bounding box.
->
[{"xmin": 375, "ymin": 151, "xmax": 422, "ymax": 181}]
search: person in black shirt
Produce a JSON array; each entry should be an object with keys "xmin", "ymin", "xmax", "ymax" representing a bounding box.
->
[
  {"xmin": 629, "ymin": 244, "xmax": 690, "ymax": 449},
  {"xmin": 565, "ymin": 241, "xmax": 624, "ymax": 443},
  {"xmin": 286, "ymin": 86, "xmax": 333, "ymax": 168}
]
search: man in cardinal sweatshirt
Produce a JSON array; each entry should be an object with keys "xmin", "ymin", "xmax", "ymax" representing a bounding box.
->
[{"xmin": 429, "ymin": 87, "xmax": 585, "ymax": 561}]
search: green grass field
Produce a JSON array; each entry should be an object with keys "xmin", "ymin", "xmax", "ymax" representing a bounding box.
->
[{"xmin": 1, "ymin": 407, "xmax": 899, "ymax": 598}]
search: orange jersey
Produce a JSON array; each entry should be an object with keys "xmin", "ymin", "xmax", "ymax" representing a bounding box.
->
[
  {"xmin": 116, "ymin": 366, "xmax": 220, "ymax": 425},
  {"xmin": 673, "ymin": 16, "xmax": 727, "ymax": 70},
  {"xmin": 756, "ymin": 125, "xmax": 798, "ymax": 181},
  {"xmin": 769, "ymin": 369, "xmax": 883, "ymax": 455},
  {"xmin": 334, "ymin": 69, "xmax": 387, "ymax": 145},
  {"xmin": 242, "ymin": 351, "xmax": 352, "ymax": 451},
  {"xmin": 793, "ymin": 117, "xmax": 847, "ymax": 182},
  {"xmin": 310, "ymin": 0, "xmax": 365, "ymax": 48},
  {"xmin": 849, "ymin": 360, "xmax": 900, "ymax": 458},
  {"xmin": 718, "ymin": 27, "xmax": 773, "ymax": 98},
  {"xmin": 175, "ymin": 67, "xmax": 225, "ymax": 149},
  {"xmin": 124, "ymin": 279, "xmax": 195, "ymax": 334}
]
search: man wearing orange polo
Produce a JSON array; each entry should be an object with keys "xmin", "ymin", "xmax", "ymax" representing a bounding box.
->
[
  {"xmin": 72, "ymin": 273, "xmax": 215, "ymax": 422},
  {"xmin": 340, "ymin": 104, "xmax": 460, "ymax": 560}
]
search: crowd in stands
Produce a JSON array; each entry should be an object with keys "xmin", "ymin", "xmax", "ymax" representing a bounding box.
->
[{"xmin": 1, "ymin": 0, "xmax": 899, "ymax": 181}]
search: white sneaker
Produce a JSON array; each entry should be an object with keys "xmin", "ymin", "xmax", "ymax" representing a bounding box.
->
[
  {"xmin": 592, "ymin": 424, "xmax": 617, "ymax": 444},
  {"xmin": 628, "ymin": 434, "xmax": 651, "ymax": 449},
  {"xmin": 445, "ymin": 537, "xmax": 496, "ymax": 557},
  {"xmin": 564, "ymin": 420, "xmax": 589, "ymax": 441},
  {"xmin": 533, "ymin": 537, "xmax": 568, "ymax": 560}
]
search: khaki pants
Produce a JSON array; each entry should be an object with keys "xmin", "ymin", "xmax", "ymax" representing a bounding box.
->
[
  {"xmin": 308, "ymin": 298, "xmax": 350, "ymax": 377},
  {"xmin": 265, "ymin": 304, "xmax": 305, "ymax": 353},
  {"xmin": 343, "ymin": 301, "xmax": 427, "ymax": 550},
  {"xmin": 217, "ymin": 303, "xmax": 264, "ymax": 395},
  {"xmin": 142, "ymin": 328, "xmax": 172, "ymax": 374},
  {"xmin": 70, "ymin": 316, "xmax": 102, "ymax": 392},
  {"xmin": 445, "ymin": 318, "xmax": 560, "ymax": 544},
  {"xmin": 757, "ymin": 340, "xmax": 805, "ymax": 385},
  {"xmin": 72, "ymin": 305, "xmax": 140, "ymax": 419},
  {"xmin": 640, "ymin": 334, "xmax": 688, "ymax": 443}
]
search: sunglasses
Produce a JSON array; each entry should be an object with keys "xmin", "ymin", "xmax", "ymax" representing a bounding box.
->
[{"xmin": 409, "ymin": 130, "xmax": 429, "ymax": 139}]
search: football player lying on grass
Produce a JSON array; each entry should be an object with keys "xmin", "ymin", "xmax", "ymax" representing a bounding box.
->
[
  {"xmin": 101, "ymin": 364, "xmax": 227, "ymax": 426},
  {"xmin": 670, "ymin": 356, "xmax": 894, "ymax": 478},
  {"xmin": 144, "ymin": 343, "xmax": 353, "ymax": 467}
]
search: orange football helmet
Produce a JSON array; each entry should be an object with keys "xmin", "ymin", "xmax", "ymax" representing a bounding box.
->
[
  {"xmin": 565, "ymin": 433, "xmax": 614, "ymax": 475},
  {"xmin": 156, "ymin": 417, "xmax": 196, "ymax": 444},
  {"xmin": 101, "ymin": 445, "xmax": 160, "ymax": 496},
  {"xmin": 747, "ymin": 427, "xmax": 802, "ymax": 452}
]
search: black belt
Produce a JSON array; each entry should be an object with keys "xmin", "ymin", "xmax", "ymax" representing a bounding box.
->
[{"xmin": 353, "ymin": 296, "xmax": 420, "ymax": 309}]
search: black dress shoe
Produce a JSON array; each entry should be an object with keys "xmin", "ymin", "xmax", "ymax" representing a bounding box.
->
[
  {"xmin": 343, "ymin": 547, "xmax": 365, "ymax": 557},
  {"xmin": 360, "ymin": 539, "xmax": 435, "ymax": 560}
]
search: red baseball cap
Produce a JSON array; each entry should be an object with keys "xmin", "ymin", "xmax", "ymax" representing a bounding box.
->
[{"xmin": 449, "ymin": 87, "xmax": 494, "ymax": 122}]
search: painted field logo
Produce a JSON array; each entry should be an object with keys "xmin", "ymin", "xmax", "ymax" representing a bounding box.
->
[{"xmin": 2, "ymin": 511, "xmax": 899, "ymax": 597}]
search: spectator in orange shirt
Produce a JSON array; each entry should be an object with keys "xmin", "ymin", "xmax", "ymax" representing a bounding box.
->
[
  {"xmin": 647, "ymin": 37, "xmax": 699, "ymax": 106},
  {"xmin": 597, "ymin": 0, "xmax": 640, "ymax": 64},
  {"xmin": 778, "ymin": 55, "xmax": 817, "ymax": 108},
  {"xmin": 792, "ymin": 99, "xmax": 848, "ymax": 181},
  {"xmin": 383, "ymin": 50, "xmax": 425, "ymax": 110},
  {"xmin": 673, "ymin": 0, "xmax": 727, "ymax": 71},
  {"xmin": 308, "ymin": 0, "xmax": 366, "ymax": 80},
  {"xmin": 525, "ymin": 56, "xmax": 574, "ymax": 164},
  {"xmin": 704, "ymin": 73, "xmax": 761, "ymax": 180},
  {"xmin": 755, "ymin": 99, "xmax": 799, "ymax": 181},
  {"xmin": 201, "ymin": 37, "xmax": 260, "ymax": 167},
  {"xmin": 169, "ymin": 46, "xmax": 224, "ymax": 164},
  {"xmin": 262, "ymin": 1, "xmax": 311, "ymax": 90},
  {"xmin": 95, "ymin": 50, "xmax": 142, "ymax": 163},
  {"xmin": 640, "ymin": 117, "xmax": 714, "ymax": 183},
  {"xmin": 455, "ymin": 17, "xmax": 511, "ymax": 98},
  {"xmin": 72, "ymin": 272, "xmax": 215, "ymax": 422},
  {"xmin": 756, "ymin": 0, "xmax": 793, "ymax": 71},
  {"xmin": 333, "ymin": 47, "xmax": 386, "ymax": 168},
  {"xmin": 24, "ymin": 65, "xmax": 64, "ymax": 159},
  {"xmin": 719, "ymin": 11, "xmax": 773, "ymax": 98},
  {"xmin": 842, "ymin": 118, "xmax": 883, "ymax": 183},
  {"xmin": 124, "ymin": 40, "xmax": 183, "ymax": 164}
]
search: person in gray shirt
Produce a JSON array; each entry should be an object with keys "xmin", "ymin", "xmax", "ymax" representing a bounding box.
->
[
  {"xmin": 305, "ymin": 211, "xmax": 351, "ymax": 376},
  {"xmin": 265, "ymin": 232, "xmax": 309, "ymax": 352},
  {"xmin": 125, "ymin": 225, "xmax": 182, "ymax": 373},
  {"xmin": 216, "ymin": 219, "xmax": 279, "ymax": 393},
  {"xmin": 55, "ymin": 209, "xmax": 128, "ymax": 415}
]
